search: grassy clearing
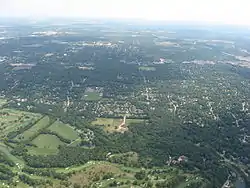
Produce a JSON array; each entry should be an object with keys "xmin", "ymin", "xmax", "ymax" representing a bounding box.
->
[
  {"xmin": 56, "ymin": 161, "xmax": 124, "ymax": 173},
  {"xmin": 56, "ymin": 161, "xmax": 95, "ymax": 173},
  {"xmin": 69, "ymin": 162, "xmax": 129, "ymax": 187},
  {"xmin": 48, "ymin": 121, "xmax": 79, "ymax": 141},
  {"xmin": 0, "ymin": 108, "xmax": 42, "ymax": 138},
  {"xmin": 91, "ymin": 118, "xmax": 145, "ymax": 133},
  {"xmin": 19, "ymin": 116, "xmax": 50, "ymax": 141},
  {"xmin": 83, "ymin": 91, "xmax": 102, "ymax": 101},
  {"xmin": 32, "ymin": 134, "xmax": 64, "ymax": 149},
  {"xmin": 27, "ymin": 146, "xmax": 59, "ymax": 156},
  {"xmin": 139, "ymin": 66, "xmax": 156, "ymax": 71},
  {"xmin": 92, "ymin": 118, "xmax": 114, "ymax": 126}
]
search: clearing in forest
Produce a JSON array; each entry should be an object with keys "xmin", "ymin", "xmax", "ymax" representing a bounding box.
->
[
  {"xmin": 48, "ymin": 121, "xmax": 79, "ymax": 141},
  {"xmin": 139, "ymin": 66, "xmax": 156, "ymax": 71},
  {"xmin": 83, "ymin": 91, "xmax": 102, "ymax": 101},
  {"xmin": 69, "ymin": 162, "xmax": 130, "ymax": 187},
  {"xmin": 91, "ymin": 118, "xmax": 144, "ymax": 133},
  {"xmin": 0, "ymin": 108, "xmax": 42, "ymax": 138},
  {"xmin": 17, "ymin": 116, "xmax": 50, "ymax": 141},
  {"xmin": 32, "ymin": 134, "xmax": 64, "ymax": 149},
  {"xmin": 27, "ymin": 146, "xmax": 59, "ymax": 155}
]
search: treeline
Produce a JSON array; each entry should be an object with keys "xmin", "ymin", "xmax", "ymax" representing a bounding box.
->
[
  {"xmin": 23, "ymin": 146, "xmax": 105, "ymax": 168},
  {"xmin": 19, "ymin": 174, "xmax": 52, "ymax": 186},
  {"xmin": 0, "ymin": 165, "xmax": 15, "ymax": 181},
  {"xmin": 154, "ymin": 175, "xmax": 186, "ymax": 188},
  {"xmin": 39, "ymin": 130, "xmax": 71, "ymax": 144},
  {"xmin": 10, "ymin": 145, "xmax": 28, "ymax": 156},
  {"xmin": 107, "ymin": 153, "xmax": 140, "ymax": 167},
  {"xmin": 0, "ymin": 153, "xmax": 15, "ymax": 167},
  {"xmin": 7, "ymin": 116, "xmax": 45, "ymax": 139},
  {"xmin": 22, "ymin": 167, "xmax": 67, "ymax": 180},
  {"xmin": 99, "ymin": 115, "xmax": 148, "ymax": 120}
]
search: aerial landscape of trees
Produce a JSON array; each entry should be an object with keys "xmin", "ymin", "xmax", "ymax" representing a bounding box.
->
[{"xmin": 0, "ymin": 20, "xmax": 250, "ymax": 187}]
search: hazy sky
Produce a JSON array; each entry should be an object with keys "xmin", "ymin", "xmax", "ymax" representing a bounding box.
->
[{"xmin": 1, "ymin": 0, "xmax": 250, "ymax": 25}]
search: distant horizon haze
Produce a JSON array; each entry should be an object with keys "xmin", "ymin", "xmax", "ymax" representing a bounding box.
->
[{"xmin": 1, "ymin": 0, "xmax": 250, "ymax": 26}]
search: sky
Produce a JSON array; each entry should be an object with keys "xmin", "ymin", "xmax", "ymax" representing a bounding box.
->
[{"xmin": 1, "ymin": 0, "xmax": 250, "ymax": 25}]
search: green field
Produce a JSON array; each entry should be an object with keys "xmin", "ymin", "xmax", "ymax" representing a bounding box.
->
[
  {"xmin": 0, "ymin": 108, "xmax": 42, "ymax": 138},
  {"xmin": 48, "ymin": 121, "xmax": 79, "ymax": 141},
  {"xmin": 92, "ymin": 118, "xmax": 114, "ymax": 126},
  {"xmin": 18, "ymin": 116, "xmax": 50, "ymax": 141},
  {"xmin": 0, "ymin": 98, "xmax": 7, "ymax": 107},
  {"xmin": 32, "ymin": 134, "xmax": 64, "ymax": 149},
  {"xmin": 27, "ymin": 146, "xmax": 59, "ymax": 155},
  {"xmin": 139, "ymin": 66, "xmax": 156, "ymax": 71},
  {"xmin": 91, "ymin": 118, "xmax": 144, "ymax": 133},
  {"xmin": 83, "ymin": 91, "xmax": 102, "ymax": 101}
]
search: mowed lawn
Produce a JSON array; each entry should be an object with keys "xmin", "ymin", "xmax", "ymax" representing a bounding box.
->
[
  {"xmin": 48, "ymin": 121, "xmax": 79, "ymax": 141},
  {"xmin": 32, "ymin": 134, "xmax": 64, "ymax": 149},
  {"xmin": 19, "ymin": 116, "xmax": 50, "ymax": 141},
  {"xmin": 0, "ymin": 108, "xmax": 42, "ymax": 137},
  {"xmin": 91, "ymin": 118, "xmax": 145, "ymax": 133}
]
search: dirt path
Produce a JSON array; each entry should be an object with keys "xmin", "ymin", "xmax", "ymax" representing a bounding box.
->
[
  {"xmin": 117, "ymin": 115, "xmax": 128, "ymax": 133},
  {"xmin": 67, "ymin": 138, "xmax": 81, "ymax": 146}
]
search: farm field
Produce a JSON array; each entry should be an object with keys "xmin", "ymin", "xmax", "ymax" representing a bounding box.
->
[
  {"xmin": 91, "ymin": 118, "xmax": 145, "ymax": 133},
  {"xmin": 0, "ymin": 108, "xmax": 42, "ymax": 138},
  {"xmin": 17, "ymin": 116, "xmax": 51, "ymax": 141},
  {"xmin": 31, "ymin": 134, "xmax": 64, "ymax": 149},
  {"xmin": 83, "ymin": 91, "xmax": 102, "ymax": 101},
  {"xmin": 48, "ymin": 121, "xmax": 79, "ymax": 141}
]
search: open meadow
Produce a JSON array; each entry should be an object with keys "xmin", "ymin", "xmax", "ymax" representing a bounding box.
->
[
  {"xmin": 48, "ymin": 121, "xmax": 79, "ymax": 141},
  {"xmin": 91, "ymin": 118, "xmax": 145, "ymax": 133},
  {"xmin": 32, "ymin": 134, "xmax": 64, "ymax": 149}
]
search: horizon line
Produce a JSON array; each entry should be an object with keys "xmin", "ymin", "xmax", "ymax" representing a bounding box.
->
[{"xmin": 0, "ymin": 16, "xmax": 250, "ymax": 28}]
